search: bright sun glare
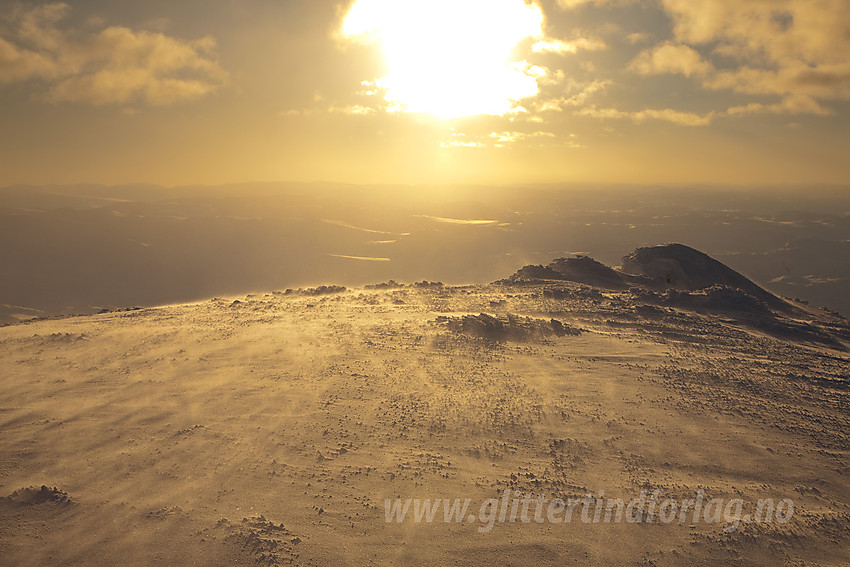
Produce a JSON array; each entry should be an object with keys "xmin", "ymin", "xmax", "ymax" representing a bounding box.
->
[{"xmin": 341, "ymin": 0, "xmax": 544, "ymax": 119}]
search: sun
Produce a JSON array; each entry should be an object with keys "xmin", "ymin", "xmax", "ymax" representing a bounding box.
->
[{"xmin": 341, "ymin": 0, "xmax": 544, "ymax": 119}]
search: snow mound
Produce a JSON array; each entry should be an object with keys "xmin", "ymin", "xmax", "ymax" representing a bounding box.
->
[
  {"xmin": 513, "ymin": 255, "xmax": 630, "ymax": 289},
  {"xmin": 620, "ymin": 243, "xmax": 784, "ymax": 307}
]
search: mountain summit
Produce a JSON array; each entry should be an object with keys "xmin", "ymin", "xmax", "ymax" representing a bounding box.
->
[
  {"xmin": 620, "ymin": 243, "xmax": 785, "ymax": 308},
  {"xmin": 512, "ymin": 243, "xmax": 786, "ymax": 306}
]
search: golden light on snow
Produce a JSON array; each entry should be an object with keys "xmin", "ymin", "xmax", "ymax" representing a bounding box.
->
[{"xmin": 341, "ymin": 0, "xmax": 544, "ymax": 119}]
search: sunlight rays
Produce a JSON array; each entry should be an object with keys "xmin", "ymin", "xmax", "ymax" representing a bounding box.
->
[{"xmin": 341, "ymin": 0, "xmax": 544, "ymax": 119}]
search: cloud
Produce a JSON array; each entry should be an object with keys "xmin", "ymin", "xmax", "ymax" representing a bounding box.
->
[
  {"xmin": 655, "ymin": 0, "xmax": 850, "ymax": 110},
  {"xmin": 628, "ymin": 42, "xmax": 712, "ymax": 78},
  {"xmin": 489, "ymin": 130, "xmax": 556, "ymax": 145},
  {"xmin": 439, "ymin": 129, "xmax": 564, "ymax": 149},
  {"xmin": 0, "ymin": 36, "xmax": 57, "ymax": 82},
  {"xmin": 578, "ymin": 106, "xmax": 714, "ymax": 126},
  {"xmin": 626, "ymin": 32, "xmax": 650, "ymax": 45},
  {"xmin": 329, "ymin": 104, "xmax": 380, "ymax": 116},
  {"xmin": 320, "ymin": 79, "xmax": 405, "ymax": 116},
  {"xmin": 8, "ymin": 2, "xmax": 69, "ymax": 51},
  {"xmin": 532, "ymin": 37, "xmax": 607, "ymax": 54},
  {"xmin": 440, "ymin": 131, "xmax": 485, "ymax": 148},
  {"xmin": 440, "ymin": 140, "xmax": 484, "ymax": 148},
  {"xmin": 556, "ymin": 0, "xmax": 640, "ymax": 7},
  {"xmin": 0, "ymin": 3, "xmax": 227, "ymax": 106},
  {"xmin": 726, "ymin": 94, "xmax": 834, "ymax": 117},
  {"xmin": 534, "ymin": 79, "xmax": 611, "ymax": 112},
  {"xmin": 635, "ymin": 108, "xmax": 714, "ymax": 126},
  {"xmin": 705, "ymin": 63, "xmax": 850, "ymax": 101}
]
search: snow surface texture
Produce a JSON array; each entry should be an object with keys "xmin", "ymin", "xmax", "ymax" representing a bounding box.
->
[{"xmin": 1, "ymin": 245, "xmax": 848, "ymax": 566}]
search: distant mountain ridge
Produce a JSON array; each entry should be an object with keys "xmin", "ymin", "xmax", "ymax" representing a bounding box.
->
[{"xmin": 505, "ymin": 244, "xmax": 850, "ymax": 348}]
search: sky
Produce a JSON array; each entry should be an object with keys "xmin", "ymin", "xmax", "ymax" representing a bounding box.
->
[{"xmin": 0, "ymin": 0, "xmax": 848, "ymax": 187}]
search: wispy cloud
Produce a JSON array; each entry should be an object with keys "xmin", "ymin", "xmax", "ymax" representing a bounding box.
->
[
  {"xmin": 440, "ymin": 140, "xmax": 485, "ymax": 148},
  {"xmin": 489, "ymin": 130, "xmax": 556, "ymax": 146},
  {"xmin": 556, "ymin": 0, "xmax": 641, "ymax": 7},
  {"xmin": 578, "ymin": 106, "xmax": 715, "ymax": 126},
  {"xmin": 532, "ymin": 37, "xmax": 606, "ymax": 55},
  {"xmin": 625, "ymin": 32, "xmax": 650, "ymax": 45},
  {"xmin": 533, "ymin": 79, "xmax": 611, "ymax": 112},
  {"xmin": 726, "ymin": 94, "xmax": 834, "ymax": 117}
]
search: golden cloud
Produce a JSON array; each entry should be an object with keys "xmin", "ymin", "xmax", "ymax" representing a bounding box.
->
[
  {"xmin": 726, "ymin": 94, "xmax": 833, "ymax": 117},
  {"xmin": 628, "ymin": 42, "xmax": 712, "ymax": 78},
  {"xmin": 532, "ymin": 37, "xmax": 607, "ymax": 55},
  {"xmin": 652, "ymin": 0, "xmax": 850, "ymax": 112},
  {"xmin": 0, "ymin": 3, "xmax": 227, "ymax": 106},
  {"xmin": 578, "ymin": 106, "xmax": 714, "ymax": 126}
]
